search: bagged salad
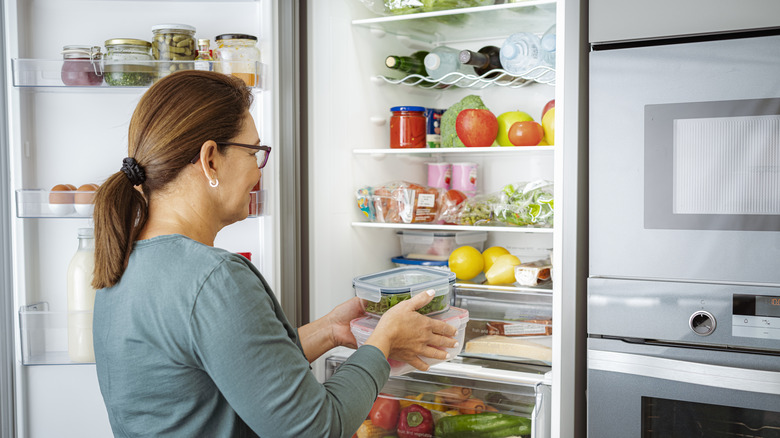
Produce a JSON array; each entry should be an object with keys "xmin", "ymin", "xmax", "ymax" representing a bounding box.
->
[
  {"xmin": 457, "ymin": 180, "xmax": 554, "ymax": 227},
  {"xmin": 358, "ymin": 0, "xmax": 495, "ymax": 16}
]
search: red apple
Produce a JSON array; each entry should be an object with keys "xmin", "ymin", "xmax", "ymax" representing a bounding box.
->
[
  {"xmin": 456, "ymin": 109, "xmax": 498, "ymax": 147},
  {"xmin": 508, "ymin": 121, "xmax": 544, "ymax": 146},
  {"xmin": 542, "ymin": 99, "xmax": 555, "ymax": 119}
]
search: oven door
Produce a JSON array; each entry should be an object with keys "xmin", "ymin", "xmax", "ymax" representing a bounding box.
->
[
  {"xmin": 587, "ymin": 338, "xmax": 780, "ymax": 438},
  {"xmin": 589, "ymin": 32, "xmax": 780, "ymax": 285}
]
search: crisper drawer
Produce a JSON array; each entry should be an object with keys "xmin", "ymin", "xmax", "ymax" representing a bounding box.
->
[
  {"xmin": 453, "ymin": 284, "xmax": 552, "ymax": 365},
  {"xmin": 326, "ymin": 353, "xmax": 551, "ymax": 438}
]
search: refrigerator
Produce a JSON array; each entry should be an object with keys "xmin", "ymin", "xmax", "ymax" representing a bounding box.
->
[{"xmin": 0, "ymin": 0, "xmax": 588, "ymax": 437}]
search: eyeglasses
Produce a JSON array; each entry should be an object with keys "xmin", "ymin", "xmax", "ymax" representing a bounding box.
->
[{"xmin": 189, "ymin": 142, "xmax": 272, "ymax": 168}]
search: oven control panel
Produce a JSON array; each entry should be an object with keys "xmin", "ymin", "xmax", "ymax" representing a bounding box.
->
[{"xmin": 733, "ymin": 294, "xmax": 780, "ymax": 341}]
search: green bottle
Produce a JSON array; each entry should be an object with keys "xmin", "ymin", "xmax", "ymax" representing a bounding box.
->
[{"xmin": 385, "ymin": 50, "xmax": 429, "ymax": 76}]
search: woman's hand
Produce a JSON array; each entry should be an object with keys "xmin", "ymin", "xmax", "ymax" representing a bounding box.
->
[
  {"xmin": 365, "ymin": 290, "xmax": 459, "ymax": 371},
  {"xmin": 325, "ymin": 297, "xmax": 364, "ymax": 349}
]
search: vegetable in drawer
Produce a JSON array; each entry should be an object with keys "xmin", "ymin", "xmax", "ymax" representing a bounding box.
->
[{"xmin": 434, "ymin": 412, "xmax": 532, "ymax": 438}]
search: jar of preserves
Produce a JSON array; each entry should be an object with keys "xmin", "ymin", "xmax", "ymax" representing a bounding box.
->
[
  {"xmin": 151, "ymin": 23, "xmax": 196, "ymax": 77},
  {"xmin": 390, "ymin": 106, "xmax": 427, "ymax": 148},
  {"xmin": 104, "ymin": 39, "xmax": 154, "ymax": 87},
  {"xmin": 61, "ymin": 45, "xmax": 103, "ymax": 86},
  {"xmin": 214, "ymin": 34, "xmax": 261, "ymax": 86}
]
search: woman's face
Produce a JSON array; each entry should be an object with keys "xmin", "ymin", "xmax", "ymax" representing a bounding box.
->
[{"xmin": 217, "ymin": 112, "xmax": 263, "ymax": 224}]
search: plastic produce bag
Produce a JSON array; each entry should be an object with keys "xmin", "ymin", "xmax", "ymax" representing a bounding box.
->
[
  {"xmin": 457, "ymin": 180, "xmax": 554, "ymax": 227},
  {"xmin": 356, "ymin": 181, "xmax": 444, "ymax": 224},
  {"xmin": 357, "ymin": 0, "xmax": 496, "ymax": 16}
]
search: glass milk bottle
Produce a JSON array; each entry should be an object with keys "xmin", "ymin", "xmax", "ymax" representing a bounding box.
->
[{"xmin": 67, "ymin": 227, "xmax": 96, "ymax": 362}]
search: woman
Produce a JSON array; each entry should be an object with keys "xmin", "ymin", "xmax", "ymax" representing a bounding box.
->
[{"xmin": 91, "ymin": 70, "xmax": 457, "ymax": 437}]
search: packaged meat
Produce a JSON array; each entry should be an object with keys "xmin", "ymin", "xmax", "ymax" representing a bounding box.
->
[
  {"xmin": 356, "ymin": 181, "xmax": 444, "ymax": 224},
  {"xmin": 514, "ymin": 259, "xmax": 552, "ymax": 286}
]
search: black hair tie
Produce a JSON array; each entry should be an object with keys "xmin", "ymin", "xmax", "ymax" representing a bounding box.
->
[{"xmin": 121, "ymin": 157, "xmax": 146, "ymax": 186}]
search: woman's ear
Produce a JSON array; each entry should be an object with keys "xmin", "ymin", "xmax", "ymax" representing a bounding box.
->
[{"xmin": 198, "ymin": 140, "xmax": 220, "ymax": 182}]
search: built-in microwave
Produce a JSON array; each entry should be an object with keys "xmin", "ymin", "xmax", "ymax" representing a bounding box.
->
[{"xmin": 589, "ymin": 32, "xmax": 780, "ymax": 286}]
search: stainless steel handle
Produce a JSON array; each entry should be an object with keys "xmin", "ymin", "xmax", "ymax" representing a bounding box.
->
[{"xmin": 588, "ymin": 350, "xmax": 780, "ymax": 395}]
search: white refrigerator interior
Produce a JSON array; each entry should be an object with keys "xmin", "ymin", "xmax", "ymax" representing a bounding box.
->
[
  {"xmin": 306, "ymin": 1, "xmax": 585, "ymax": 437},
  {"xmin": 3, "ymin": 1, "xmax": 279, "ymax": 436}
]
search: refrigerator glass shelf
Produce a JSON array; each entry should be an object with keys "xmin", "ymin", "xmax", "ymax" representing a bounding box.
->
[
  {"xmin": 454, "ymin": 284, "xmax": 553, "ymax": 335},
  {"xmin": 353, "ymin": 145, "xmax": 554, "ymax": 156},
  {"xmin": 11, "ymin": 58, "xmax": 264, "ymax": 89},
  {"xmin": 19, "ymin": 305, "xmax": 95, "ymax": 366},
  {"xmin": 351, "ymin": 221, "xmax": 553, "ymax": 233},
  {"xmin": 15, "ymin": 189, "xmax": 266, "ymax": 218},
  {"xmin": 352, "ymin": 0, "xmax": 556, "ymax": 43},
  {"xmin": 376, "ymin": 65, "xmax": 555, "ymax": 88}
]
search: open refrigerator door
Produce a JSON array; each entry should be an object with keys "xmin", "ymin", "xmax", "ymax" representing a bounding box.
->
[{"xmin": 1, "ymin": 1, "xmax": 295, "ymax": 436}]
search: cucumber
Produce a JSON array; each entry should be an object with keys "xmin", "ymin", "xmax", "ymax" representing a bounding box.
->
[{"xmin": 434, "ymin": 413, "xmax": 531, "ymax": 438}]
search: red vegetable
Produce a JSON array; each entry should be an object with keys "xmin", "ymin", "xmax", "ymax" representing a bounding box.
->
[
  {"xmin": 397, "ymin": 404, "xmax": 434, "ymax": 438},
  {"xmin": 369, "ymin": 395, "xmax": 400, "ymax": 431}
]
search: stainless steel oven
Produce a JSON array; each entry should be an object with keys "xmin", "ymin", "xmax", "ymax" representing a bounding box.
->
[
  {"xmin": 588, "ymin": 7, "xmax": 780, "ymax": 436},
  {"xmin": 588, "ymin": 278, "xmax": 780, "ymax": 437}
]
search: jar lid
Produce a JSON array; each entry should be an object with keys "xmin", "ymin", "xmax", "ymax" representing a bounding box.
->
[
  {"xmin": 151, "ymin": 23, "xmax": 196, "ymax": 32},
  {"xmin": 215, "ymin": 33, "xmax": 258, "ymax": 42},
  {"xmin": 391, "ymin": 106, "xmax": 425, "ymax": 113},
  {"xmin": 105, "ymin": 39, "xmax": 151, "ymax": 48},
  {"xmin": 61, "ymin": 45, "xmax": 101, "ymax": 59},
  {"xmin": 198, "ymin": 38, "xmax": 211, "ymax": 45}
]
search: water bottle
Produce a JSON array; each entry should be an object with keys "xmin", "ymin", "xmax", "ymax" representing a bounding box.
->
[
  {"xmin": 424, "ymin": 46, "xmax": 471, "ymax": 81},
  {"xmin": 499, "ymin": 32, "xmax": 544, "ymax": 75},
  {"xmin": 540, "ymin": 24, "xmax": 556, "ymax": 68}
]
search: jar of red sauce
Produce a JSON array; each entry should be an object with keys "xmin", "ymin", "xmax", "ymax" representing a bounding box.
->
[
  {"xmin": 390, "ymin": 106, "xmax": 427, "ymax": 148},
  {"xmin": 61, "ymin": 45, "xmax": 103, "ymax": 86}
]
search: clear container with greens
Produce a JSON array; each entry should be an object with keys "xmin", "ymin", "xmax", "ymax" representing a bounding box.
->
[
  {"xmin": 353, "ymin": 266, "xmax": 454, "ymax": 316},
  {"xmin": 104, "ymin": 39, "xmax": 155, "ymax": 86}
]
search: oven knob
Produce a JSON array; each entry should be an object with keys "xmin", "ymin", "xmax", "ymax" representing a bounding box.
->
[{"xmin": 689, "ymin": 311, "xmax": 716, "ymax": 336}]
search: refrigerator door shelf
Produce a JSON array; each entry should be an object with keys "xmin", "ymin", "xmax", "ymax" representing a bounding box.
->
[
  {"xmin": 325, "ymin": 349, "xmax": 551, "ymax": 436},
  {"xmin": 15, "ymin": 189, "xmax": 266, "ymax": 219},
  {"xmin": 19, "ymin": 305, "xmax": 95, "ymax": 366},
  {"xmin": 11, "ymin": 58, "xmax": 265, "ymax": 89},
  {"xmin": 352, "ymin": 1, "xmax": 556, "ymax": 44}
]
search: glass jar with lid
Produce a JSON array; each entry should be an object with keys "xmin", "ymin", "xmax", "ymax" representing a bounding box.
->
[
  {"xmin": 104, "ymin": 39, "xmax": 155, "ymax": 87},
  {"xmin": 61, "ymin": 45, "xmax": 103, "ymax": 86},
  {"xmin": 151, "ymin": 23, "xmax": 196, "ymax": 77},
  {"xmin": 214, "ymin": 34, "xmax": 261, "ymax": 86},
  {"xmin": 390, "ymin": 106, "xmax": 427, "ymax": 148}
]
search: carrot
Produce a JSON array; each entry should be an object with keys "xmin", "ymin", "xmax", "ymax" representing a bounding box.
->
[
  {"xmin": 435, "ymin": 386, "xmax": 473, "ymax": 405},
  {"xmin": 457, "ymin": 398, "xmax": 487, "ymax": 415}
]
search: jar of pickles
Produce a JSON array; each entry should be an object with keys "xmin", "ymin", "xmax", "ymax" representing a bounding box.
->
[
  {"xmin": 61, "ymin": 45, "xmax": 103, "ymax": 86},
  {"xmin": 151, "ymin": 24, "xmax": 196, "ymax": 77},
  {"xmin": 214, "ymin": 34, "xmax": 261, "ymax": 86},
  {"xmin": 104, "ymin": 39, "xmax": 155, "ymax": 87}
]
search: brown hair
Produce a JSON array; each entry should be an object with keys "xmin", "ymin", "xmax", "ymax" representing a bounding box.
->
[{"xmin": 91, "ymin": 70, "xmax": 253, "ymax": 289}]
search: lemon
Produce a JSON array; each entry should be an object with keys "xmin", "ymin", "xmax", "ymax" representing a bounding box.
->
[
  {"xmin": 482, "ymin": 246, "xmax": 510, "ymax": 273},
  {"xmin": 448, "ymin": 245, "xmax": 484, "ymax": 280},
  {"xmin": 486, "ymin": 254, "xmax": 522, "ymax": 285}
]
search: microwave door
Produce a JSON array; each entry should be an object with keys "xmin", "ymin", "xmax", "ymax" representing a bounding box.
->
[{"xmin": 589, "ymin": 33, "xmax": 780, "ymax": 285}]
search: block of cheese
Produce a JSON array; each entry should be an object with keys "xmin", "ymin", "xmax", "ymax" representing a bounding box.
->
[{"xmin": 464, "ymin": 335, "xmax": 552, "ymax": 362}]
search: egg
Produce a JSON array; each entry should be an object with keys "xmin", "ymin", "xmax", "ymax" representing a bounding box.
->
[
  {"xmin": 74, "ymin": 183, "xmax": 99, "ymax": 215},
  {"xmin": 48, "ymin": 184, "xmax": 75, "ymax": 215}
]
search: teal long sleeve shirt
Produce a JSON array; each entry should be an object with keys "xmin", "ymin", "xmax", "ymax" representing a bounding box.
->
[{"xmin": 93, "ymin": 234, "xmax": 390, "ymax": 437}]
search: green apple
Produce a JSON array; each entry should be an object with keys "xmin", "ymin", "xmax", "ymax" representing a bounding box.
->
[{"xmin": 496, "ymin": 111, "xmax": 534, "ymax": 146}]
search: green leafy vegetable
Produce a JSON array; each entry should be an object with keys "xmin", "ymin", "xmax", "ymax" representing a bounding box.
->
[{"xmin": 363, "ymin": 293, "xmax": 448, "ymax": 315}]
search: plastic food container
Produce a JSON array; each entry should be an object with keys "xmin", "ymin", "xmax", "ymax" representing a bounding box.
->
[
  {"xmin": 353, "ymin": 266, "xmax": 455, "ymax": 316},
  {"xmin": 397, "ymin": 230, "xmax": 488, "ymax": 261},
  {"xmin": 391, "ymin": 256, "xmax": 448, "ymax": 270},
  {"xmin": 350, "ymin": 306, "xmax": 469, "ymax": 376}
]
